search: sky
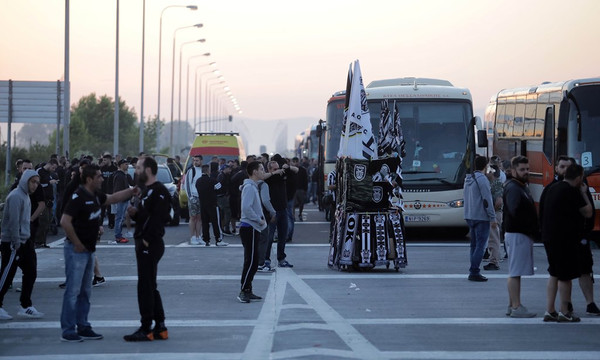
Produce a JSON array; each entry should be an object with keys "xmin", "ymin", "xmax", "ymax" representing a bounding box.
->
[{"xmin": 1, "ymin": 0, "xmax": 599, "ymax": 156}]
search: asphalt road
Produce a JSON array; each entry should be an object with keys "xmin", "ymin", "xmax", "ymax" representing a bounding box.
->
[{"xmin": 1, "ymin": 203, "xmax": 600, "ymax": 359}]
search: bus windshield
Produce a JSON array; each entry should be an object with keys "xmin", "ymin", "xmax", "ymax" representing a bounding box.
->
[
  {"xmin": 567, "ymin": 85, "xmax": 600, "ymax": 173},
  {"xmin": 326, "ymin": 100, "xmax": 472, "ymax": 186}
]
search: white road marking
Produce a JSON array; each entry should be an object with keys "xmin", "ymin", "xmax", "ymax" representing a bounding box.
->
[
  {"xmin": 243, "ymin": 267, "xmax": 284, "ymax": 358},
  {"xmin": 13, "ymin": 272, "xmax": 551, "ymax": 284},
  {"xmin": 276, "ymin": 268, "xmax": 385, "ymax": 359},
  {"xmin": 3, "ymin": 316, "xmax": 600, "ymax": 331},
  {"xmin": 5, "ymin": 351, "xmax": 600, "ymax": 360}
]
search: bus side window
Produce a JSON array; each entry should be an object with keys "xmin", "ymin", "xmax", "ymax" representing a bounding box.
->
[{"xmin": 542, "ymin": 106, "xmax": 554, "ymax": 163}]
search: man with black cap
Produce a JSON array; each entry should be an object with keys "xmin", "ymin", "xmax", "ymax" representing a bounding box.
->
[{"xmin": 113, "ymin": 158, "xmax": 134, "ymax": 243}]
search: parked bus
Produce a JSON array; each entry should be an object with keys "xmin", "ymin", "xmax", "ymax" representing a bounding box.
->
[
  {"xmin": 485, "ymin": 77, "xmax": 600, "ymax": 231},
  {"xmin": 324, "ymin": 78, "xmax": 479, "ymax": 231}
]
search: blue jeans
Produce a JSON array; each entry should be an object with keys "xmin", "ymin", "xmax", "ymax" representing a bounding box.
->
[
  {"xmin": 466, "ymin": 219, "xmax": 490, "ymax": 276},
  {"xmin": 267, "ymin": 209, "xmax": 288, "ymax": 262},
  {"xmin": 61, "ymin": 241, "xmax": 95, "ymax": 336},
  {"xmin": 114, "ymin": 200, "xmax": 129, "ymax": 239},
  {"xmin": 286, "ymin": 199, "xmax": 295, "ymax": 241}
]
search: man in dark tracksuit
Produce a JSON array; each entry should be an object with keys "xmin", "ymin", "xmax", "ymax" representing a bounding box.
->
[
  {"xmin": 196, "ymin": 164, "xmax": 226, "ymax": 246},
  {"xmin": 124, "ymin": 157, "xmax": 170, "ymax": 342}
]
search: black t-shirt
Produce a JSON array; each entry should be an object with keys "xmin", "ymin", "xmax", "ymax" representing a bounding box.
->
[
  {"xmin": 37, "ymin": 167, "xmax": 54, "ymax": 205},
  {"xmin": 101, "ymin": 164, "xmax": 118, "ymax": 194},
  {"xmin": 541, "ymin": 181, "xmax": 587, "ymax": 245},
  {"xmin": 30, "ymin": 185, "xmax": 45, "ymax": 226},
  {"xmin": 133, "ymin": 182, "xmax": 170, "ymax": 244},
  {"xmin": 63, "ymin": 186, "xmax": 107, "ymax": 252}
]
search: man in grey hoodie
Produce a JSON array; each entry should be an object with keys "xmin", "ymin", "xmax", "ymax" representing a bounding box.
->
[
  {"xmin": 0, "ymin": 169, "xmax": 43, "ymax": 320},
  {"xmin": 463, "ymin": 156, "xmax": 497, "ymax": 282},
  {"xmin": 237, "ymin": 161, "xmax": 267, "ymax": 303}
]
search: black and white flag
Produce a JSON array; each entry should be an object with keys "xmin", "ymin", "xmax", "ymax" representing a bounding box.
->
[{"xmin": 337, "ymin": 60, "xmax": 376, "ymax": 160}]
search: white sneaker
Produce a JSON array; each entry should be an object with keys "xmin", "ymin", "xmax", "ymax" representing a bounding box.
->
[
  {"xmin": 0, "ymin": 307, "xmax": 12, "ymax": 320},
  {"xmin": 190, "ymin": 236, "xmax": 200, "ymax": 245},
  {"xmin": 125, "ymin": 231, "xmax": 134, "ymax": 238},
  {"xmin": 215, "ymin": 241, "xmax": 229, "ymax": 247},
  {"xmin": 17, "ymin": 306, "xmax": 44, "ymax": 319}
]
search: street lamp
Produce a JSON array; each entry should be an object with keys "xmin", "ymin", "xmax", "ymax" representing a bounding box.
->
[
  {"xmin": 204, "ymin": 80, "xmax": 225, "ymax": 130},
  {"xmin": 177, "ymin": 42, "xmax": 206, "ymax": 152},
  {"xmin": 169, "ymin": 24, "xmax": 203, "ymax": 155},
  {"xmin": 157, "ymin": 5, "xmax": 197, "ymax": 151},
  {"xmin": 190, "ymin": 61, "xmax": 216, "ymax": 135},
  {"xmin": 195, "ymin": 68, "xmax": 219, "ymax": 132},
  {"xmin": 204, "ymin": 78, "xmax": 225, "ymax": 132}
]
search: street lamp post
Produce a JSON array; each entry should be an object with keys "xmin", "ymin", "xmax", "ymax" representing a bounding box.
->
[
  {"xmin": 157, "ymin": 4, "xmax": 197, "ymax": 151},
  {"xmin": 114, "ymin": 0, "xmax": 120, "ymax": 157},
  {"xmin": 169, "ymin": 23, "xmax": 203, "ymax": 156},
  {"xmin": 139, "ymin": 0, "xmax": 145, "ymax": 152},
  {"xmin": 206, "ymin": 80, "xmax": 226, "ymax": 131},
  {"xmin": 199, "ymin": 75, "xmax": 223, "ymax": 132},
  {"xmin": 204, "ymin": 79, "xmax": 225, "ymax": 132},
  {"xmin": 177, "ymin": 42, "xmax": 206, "ymax": 153},
  {"xmin": 189, "ymin": 61, "xmax": 216, "ymax": 135}
]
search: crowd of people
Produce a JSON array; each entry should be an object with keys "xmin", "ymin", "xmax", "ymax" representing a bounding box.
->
[
  {"xmin": 0, "ymin": 150, "xmax": 320, "ymax": 341},
  {"xmin": 464, "ymin": 154, "xmax": 599, "ymax": 322}
]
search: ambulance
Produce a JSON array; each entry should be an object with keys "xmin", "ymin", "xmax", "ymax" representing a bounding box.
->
[{"xmin": 178, "ymin": 132, "xmax": 246, "ymax": 218}]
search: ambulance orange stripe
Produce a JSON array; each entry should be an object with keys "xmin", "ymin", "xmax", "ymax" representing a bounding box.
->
[{"xmin": 190, "ymin": 147, "xmax": 239, "ymax": 156}]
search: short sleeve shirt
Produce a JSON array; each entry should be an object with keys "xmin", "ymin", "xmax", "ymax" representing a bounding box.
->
[{"xmin": 63, "ymin": 186, "xmax": 107, "ymax": 252}]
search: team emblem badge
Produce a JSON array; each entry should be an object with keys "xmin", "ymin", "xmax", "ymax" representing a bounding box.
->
[
  {"xmin": 372, "ymin": 186, "xmax": 383, "ymax": 203},
  {"xmin": 354, "ymin": 164, "xmax": 366, "ymax": 181}
]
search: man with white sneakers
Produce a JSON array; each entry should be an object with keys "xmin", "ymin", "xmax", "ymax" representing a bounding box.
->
[
  {"xmin": 185, "ymin": 155, "xmax": 204, "ymax": 245},
  {"xmin": 0, "ymin": 170, "xmax": 44, "ymax": 320}
]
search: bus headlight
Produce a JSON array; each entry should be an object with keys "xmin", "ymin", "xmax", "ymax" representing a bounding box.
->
[{"xmin": 448, "ymin": 200, "xmax": 464, "ymax": 208}]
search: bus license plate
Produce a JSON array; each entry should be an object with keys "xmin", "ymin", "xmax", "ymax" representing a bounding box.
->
[{"xmin": 405, "ymin": 215, "xmax": 430, "ymax": 222}]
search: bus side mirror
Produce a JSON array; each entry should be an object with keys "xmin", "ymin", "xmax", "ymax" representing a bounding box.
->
[{"xmin": 477, "ymin": 130, "xmax": 488, "ymax": 148}]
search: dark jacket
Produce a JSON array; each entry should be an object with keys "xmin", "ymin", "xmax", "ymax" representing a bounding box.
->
[
  {"xmin": 112, "ymin": 169, "xmax": 134, "ymax": 193},
  {"xmin": 266, "ymin": 172, "xmax": 287, "ymax": 211},
  {"xmin": 503, "ymin": 178, "xmax": 539, "ymax": 238},
  {"xmin": 196, "ymin": 174, "xmax": 218, "ymax": 208}
]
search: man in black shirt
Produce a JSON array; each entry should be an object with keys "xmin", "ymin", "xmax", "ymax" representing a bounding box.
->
[
  {"xmin": 36, "ymin": 158, "xmax": 58, "ymax": 248},
  {"xmin": 124, "ymin": 157, "xmax": 171, "ymax": 342},
  {"xmin": 196, "ymin": 164, "xmax": 227, "ymax": 246},
  {"xmin": 60, "ymin": 164, "xmax": 138, "ymax": 342},
  {"xmin": 265, "ymin": 159, "xmax": 294, "ymax": 268},
  {"xmin": 292, "ymin": 157, "xmax": 308, "ymax": 222},
  {"xmin": 541, "ymin": 163, "xmax": 592, "ymax": 322},
  {"xmin": 100, "ymin": 154, "xmax": 118, "ymax": 228}
]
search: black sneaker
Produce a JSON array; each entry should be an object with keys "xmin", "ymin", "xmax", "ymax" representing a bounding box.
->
[
  {"xmin": 59, "ymin": 282, "xmax": 66, "ymax": 289},
  {"xmin": 237, "ymin": 291, "xmax": 250, "ymax": 303},
  {"xmin": 468, "ymin": 274, "xmax": 488, "ymax": 282},
  {"xmin": 483, "ymin": 263, "xmax": 500, "ymax": 271},
  {"xmin": 587, "ymin": 302, "xmax": 600, "ymax": 316},
  {"xmin": 93, "ymin": 276, "xmax": 106, "ymax": 287},
  {"xmin": 124, "ymin": 328, "xmax": 154, "ymax": 342},
  {"xmin": 61, "ymin": 333, "xmax": 83, "ymax": 342},
  {"xmin": 152, "ymin": 325, "xmax": 169, "ymax": 340},
  {"xmin": 78, "ymin": 327, "xmax": 103, "ymax": 340},
  {"xmin": 249, "ymin": 293, "xmax": 262, "ymax": 301}
]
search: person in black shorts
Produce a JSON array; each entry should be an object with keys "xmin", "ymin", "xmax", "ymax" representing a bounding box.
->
[
  {"xmin": 124, "ymin": 156, "xmax": 171, "ymax": 342},
  {"xmin": 60, "ymin": 164, "xmax": 138, "ymax": 342},
  {"xmin": 541, "ymin": 163, "xmax": 593, "ymax": 322},
  {"xmin": 541, "ymin": 157, "xmax": 599, "ymax": 321}
]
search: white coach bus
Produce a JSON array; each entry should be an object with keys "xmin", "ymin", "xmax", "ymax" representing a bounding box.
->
[{"xmin": 324, "ymin": 77, "xmax": 480, "ymax": 232}]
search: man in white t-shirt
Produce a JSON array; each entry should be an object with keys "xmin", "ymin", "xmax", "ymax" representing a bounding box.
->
[{"xmin": 185, "ymin": 155, "xmax": 204, "ymax": 244}]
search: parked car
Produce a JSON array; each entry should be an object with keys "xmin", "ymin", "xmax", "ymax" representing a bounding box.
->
[{"xmin": 128, "ymin": 164, "xmax": 180, "ymax": 226}]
